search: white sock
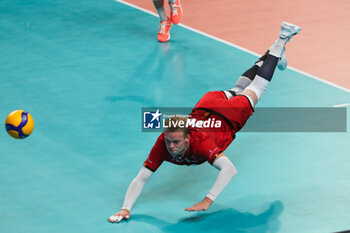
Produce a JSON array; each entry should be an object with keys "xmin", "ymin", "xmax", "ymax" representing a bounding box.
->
[
  {"xmin": 231, "ymin": 76, "xmax": 252, "ymax": 94},
  {"xmin": 269, "ymin": 38, "xmax": 287, "ymax": 58},
  {"xmin": 245, "ymin": 75, "xmax": 270, "ymax": 100}
]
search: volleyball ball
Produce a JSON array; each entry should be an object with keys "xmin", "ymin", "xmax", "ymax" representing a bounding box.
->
[{"xmin": 5, "ymin": 110, "xmax": 34, "ymax": 139}]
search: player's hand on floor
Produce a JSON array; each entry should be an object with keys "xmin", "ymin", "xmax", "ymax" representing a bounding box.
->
[
  {"xmin": 185, "ymin": 197, "xmax": 213, "ymax": 212},
  {"xmin": 108, "ymin": 209, "xmax": 130, "ymax": 223}
]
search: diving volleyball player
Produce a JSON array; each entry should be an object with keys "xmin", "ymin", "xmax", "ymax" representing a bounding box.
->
[{"xmin": 108, "ymin": 22, "xmax": 301, "ymax": 223}]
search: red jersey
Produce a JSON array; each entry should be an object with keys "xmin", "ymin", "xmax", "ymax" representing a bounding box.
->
[{"xmin": 144, "ymin": 92, "xmax": 254, "ymax": 172}]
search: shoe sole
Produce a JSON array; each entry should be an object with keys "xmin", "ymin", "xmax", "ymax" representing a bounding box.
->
[
  {"xmin": 280, "ymin": 22, "xmax": 302, "ymax": 39},
  {"xmin": 158, "ymin": 34, "xmax": 170, "ymax": 42}
]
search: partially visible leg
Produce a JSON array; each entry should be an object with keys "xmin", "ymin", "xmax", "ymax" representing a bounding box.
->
[
  {"xmin": 232, "ymin": 51, "xmax": 269, "ymax": 94},
  {"xmin": 153, "ymin": 0, "xmax": 167, "ymax": 21},
  {"xmin": 242, "ymin": 52, "xmax": 283, "ymax": 106},
  {"xmin": 223, "ymin": 51, "xmax": 268, "ymax": 100},
  {"xmin": 242, "ymin": 22, "xmax": 302, "ymax": 106},
  {"xmin": 154, "ymin": 0, "xmax": 172, "ymax": 42},
  {"xmin": 231, "ymin": 46, "xmax": 288, "ymax": 97}
]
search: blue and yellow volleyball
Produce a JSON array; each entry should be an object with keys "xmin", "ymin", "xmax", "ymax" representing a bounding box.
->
[{"xmin": 5, "ymin": 110, "xmax": 34, "ymax": 139}]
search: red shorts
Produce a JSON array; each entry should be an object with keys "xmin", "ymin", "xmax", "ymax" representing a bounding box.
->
[{"xmin": 192, "ymin": 91, "xmax": 254, "ymax": 132}]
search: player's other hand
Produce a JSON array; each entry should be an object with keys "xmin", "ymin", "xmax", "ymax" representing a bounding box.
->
[
  {"xmin": 108, "ymin": 209, "xmax": 130, "ymax": 223},
  {"xmin": 185, "ymin": 197, "xmax": 213, "ymax": 212}
]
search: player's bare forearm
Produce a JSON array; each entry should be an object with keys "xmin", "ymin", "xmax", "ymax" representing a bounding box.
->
[{"xmin": 184, "ymin": 197, "xmax": 213, "ymax": 212}]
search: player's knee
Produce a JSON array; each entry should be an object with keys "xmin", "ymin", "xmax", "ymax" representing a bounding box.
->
[
  {"xmin": 230, "ymin": 164, "xmax": 237, "ymax": 177},
  {"xmin": 241, "ymin": 90, "xmax": 258, "ymax": 106}
]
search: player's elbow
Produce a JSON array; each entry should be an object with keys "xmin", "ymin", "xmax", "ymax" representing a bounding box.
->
[
  {"xmin": 228, "ymin": 163, "xmax": 237, "ymax": 179},
  {"xmin": 214, "ymin": 156, "xmax": 237, "ymax": 179}
]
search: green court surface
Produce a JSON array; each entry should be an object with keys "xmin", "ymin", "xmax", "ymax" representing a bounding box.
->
[{"xmin": 0, "ymin": 1, "xmax": 349, "ymax": 233}]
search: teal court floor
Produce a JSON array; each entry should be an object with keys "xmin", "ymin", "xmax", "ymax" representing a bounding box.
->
[{"xmin": 0, "ymin": 1, "xmax": 349, "ymax": 233}]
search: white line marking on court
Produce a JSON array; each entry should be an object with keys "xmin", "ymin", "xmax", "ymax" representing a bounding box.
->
[
  {"xmin": 115, "ymin": 0, "xmax": 350, "ymax": 93},
  {"xmin": 333, "ymin": 103, "xmax": 350, "ymax": 107}
]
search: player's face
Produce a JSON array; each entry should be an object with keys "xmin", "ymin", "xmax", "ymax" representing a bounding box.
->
[{"xmin": 164, "ymin": 131, "xmax": 190, "ymax": 157}]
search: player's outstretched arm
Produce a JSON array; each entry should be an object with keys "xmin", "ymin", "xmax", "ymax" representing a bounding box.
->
[
  {"xmin": 108, "ymin": 167, "xmax": 153, "ymax": 223},
  {"xmin": 185, "ymin": 153, "xmax": 237, "ymax": 212}
]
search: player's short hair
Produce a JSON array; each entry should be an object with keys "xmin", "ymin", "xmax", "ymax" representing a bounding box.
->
[{"xmin": 163, "ymin": 115, "xmax": 190, "ymax": 136}]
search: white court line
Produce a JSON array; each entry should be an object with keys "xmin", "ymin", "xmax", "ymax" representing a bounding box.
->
[
  {"xmin": 115, "ymin": 0, "xmax": 350, "ymax": 94},
  {"xmin": 333, "ymin": 103, "xmax": 350, "ymax": 107}
]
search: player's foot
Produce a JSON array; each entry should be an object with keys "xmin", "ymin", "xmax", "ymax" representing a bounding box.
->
[
  {"xmin": 169, "ymin": 0, "xmax": 182, "ymax": 24},
  {"xmin": 279, "ymin": 21, "xmax": 301, "ymax": 42},
  {"xmin": 157, "ymin": 17, "xmax": 172, "ymax": 42},
  {"xmin": 269, "ymin": 22, "xmax": 300, "ymax": 61}
]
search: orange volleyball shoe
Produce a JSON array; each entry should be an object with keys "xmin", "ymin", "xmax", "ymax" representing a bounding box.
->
[
  {"xmin": 169, "ymin": 0, "xmax": 182, "ymax": 24},
  {"xmin": 157, "ymin": 17, "xmax": 172, "ymax": 42}
]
